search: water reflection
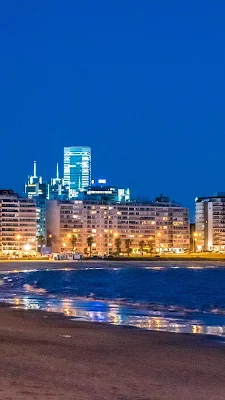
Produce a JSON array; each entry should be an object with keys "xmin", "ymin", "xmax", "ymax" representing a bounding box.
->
[
  {"xmin": 2, "ymin": 264, "xmax": 225, "ymax": 339},
  {"xmin": 8, "ymin": 295, "xmax": 225, "ymax": 337}
]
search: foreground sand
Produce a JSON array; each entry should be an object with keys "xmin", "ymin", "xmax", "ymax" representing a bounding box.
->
[{"xmin": 0, "ymin": 306, "xmax": 225, "ymax": 399}]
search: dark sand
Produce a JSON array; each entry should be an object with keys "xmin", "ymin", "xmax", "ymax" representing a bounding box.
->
[{"xmin": 0, "ymin": 306, "xmax": 225, "ymax": 399}]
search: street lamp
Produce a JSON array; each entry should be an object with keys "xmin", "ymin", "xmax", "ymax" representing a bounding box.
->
[
  {"xmin": 193, "ymin": 232, "xmax": 201, "ymax": 252},
  {"xmin": 24, "ymin": 243, "xmax": 31, "ymax": 253},
  {"xmin": 156, "ymin": 232, "xmax": 162, "ymax": 253},
  {"xmin": 16, "ymin": 234, "xmax": 21, "ymax": 256}
]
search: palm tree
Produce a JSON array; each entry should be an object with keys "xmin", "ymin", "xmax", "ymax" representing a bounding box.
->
[
  {"xmin": 148, "ymin": 238, "xmax": 154, "ymax": 256},
  {"xmin": 115, "ymin": 237, "xmax": 122, "ymax": 256},
  {"xmin": 37, "ymin": 235, "xmax": 45, "ymax": 252},
  {"xmin": 139, "ymin": 240, "xmax": 145, "ymax": 256},
  {"xmin": 70, "ymin": 234, "xmax": 77, "ymax": 254},
  {"xmin": 125, "ymin": 238, "xmax": 133, "ymax": 256},
  {"xmin": 87, "ymin": 236, "xmax": 94, "ymax": 258}
]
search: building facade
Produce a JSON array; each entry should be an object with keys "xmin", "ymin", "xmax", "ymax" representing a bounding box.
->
[
  {"xmin": 0, "ymin": 190, "xmax": 37, "ymax": 254},
  {"xmin": 64, "ymin": 146, "xmax": 91, "ymax": 198},
  {"xmin": 78, "ymin": 182, "xmax": 130, "ymax": 203},
  {"xmin": 46, "ymin": 197, "xmax": 189, "ymax": 254},
  {"xmin": 36, "ymin": 198, "xmax": 47, "ymax": 239},
  {"xmin": 195, "ymin": 193, "xmax": 225, "ymax": 251}
]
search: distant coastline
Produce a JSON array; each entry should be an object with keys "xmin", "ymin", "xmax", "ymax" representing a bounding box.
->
[{"xmin": 0, "ymin": 254, "xmax": 225, "ymax": 262}]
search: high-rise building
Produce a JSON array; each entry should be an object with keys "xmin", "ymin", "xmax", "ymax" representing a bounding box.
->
[
  {"xmin": 0, "ymin": 190, "xmax": 36, "ymax": 254},
  {"xmin": 36, "ymin": 198, "xmax": 47, "ymax": 239},
  {"xmin": 64, "ymin": 146, "xmax": 91, "ymax": 198},
  {"xmin": 24, "ymin": 161, "xmax": 47, "ymax": 240},
  {"xmin": 195, "ymin": 193, "xmax": 225, "ymax": 251},
  {"xmin": 48, "ymin": 163, "xmax": 69, "ymax": 200},
  {"xmin": 25, "ymin": 161, "xmax": 47, "ymax": 199},
  {"xmin": 24, "ymin": 162, "xmax": 70, "ymax": 241},
  {"xmin": 46, "ymin": 196, "xmax": 189, "ymax": 254}
]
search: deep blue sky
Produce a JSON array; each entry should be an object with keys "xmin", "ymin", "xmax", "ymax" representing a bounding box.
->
[{"xmin": 0, "ymin": 1, "xmax": 225, "ymax": 218}]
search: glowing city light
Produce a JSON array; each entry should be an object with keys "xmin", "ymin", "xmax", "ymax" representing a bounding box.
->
[{"xmin": 24, "ymin": 244, "xmax": 31, "ymax": 252}]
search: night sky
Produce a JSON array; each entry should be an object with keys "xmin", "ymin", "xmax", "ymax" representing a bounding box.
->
[{"xmin": 0, "ymin": 1, "xmax": 224, "ymax": 218}]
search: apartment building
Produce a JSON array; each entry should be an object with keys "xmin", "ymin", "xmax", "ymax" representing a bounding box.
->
[
  {"xmin": 0, "ymin": 190, "xmax": 37, "ymax": 254},
  {"xmin": 195, "ymin": 193, "xmax": 225, "ymax": 251},
  {"xmin": 47, "ymin": 196, "xmax": 189, "ymax": 254}
]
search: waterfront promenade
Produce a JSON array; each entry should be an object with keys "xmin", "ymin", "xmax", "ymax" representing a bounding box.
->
[{"xmin": 0, "ymin": 257, "xmax": 225, "ymax": 273}]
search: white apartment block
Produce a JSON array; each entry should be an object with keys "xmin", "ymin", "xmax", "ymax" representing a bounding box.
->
[
  {"xmin": 47, "ymin": 198, "xmax": 189, "ymax": 254},
  {"xmin": 0, "ymin": 190, "xmax": 37, "ymax": 254},
  {"xmin": 195, "ymin": 193, "xmax": 225, "ymax": 251}
]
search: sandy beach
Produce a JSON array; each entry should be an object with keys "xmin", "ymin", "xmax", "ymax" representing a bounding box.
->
[{"xmin": 0, "ymin": 306, "xmax": 225, "ymax": 399}]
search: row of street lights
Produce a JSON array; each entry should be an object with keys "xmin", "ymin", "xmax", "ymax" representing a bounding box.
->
[
  {"xmin": 60, "ymin": 231, "xmax": 164, "ymax": 254},
  {"xmin": 12, "ymin": 234, "xmax": 35, "ymax": 254}
]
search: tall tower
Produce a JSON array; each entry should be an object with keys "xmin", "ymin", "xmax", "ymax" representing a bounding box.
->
[
  {"xmin": 25, "ymin": 161, "xmax": 45, "ymax": 197},
  {"xmin": 64, "ymin": 146, "xmax": 91, "ymax": 198},
  {"xmin": 29, "ymin": 161, "xmax": 40, "ymax": 184}
]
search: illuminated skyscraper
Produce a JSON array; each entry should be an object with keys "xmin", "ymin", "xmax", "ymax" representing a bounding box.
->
[
  {"xmin": 64, "ymin": 146, "xmax": 91, "ymax": 198},
  {"xmin": 48, "ymin": 163, "xmax": 69, "ymax": 200},
  {"xmin": 24, "ymin": 161, "xmax": 47, "ymax": 199}
]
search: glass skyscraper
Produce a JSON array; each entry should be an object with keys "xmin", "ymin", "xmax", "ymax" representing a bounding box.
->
[{"xmin": 64, "ymin": 146, "xmax": 91, "ymax": 198}]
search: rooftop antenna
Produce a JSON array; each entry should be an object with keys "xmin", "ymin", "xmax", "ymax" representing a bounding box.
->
[
  {"xmin": 33, "ymin": 161, "xmax": 37, "ymax": 177},
  {"xmin": 56, "ymin": 162, "xmax": 59, "ymax": 180}
]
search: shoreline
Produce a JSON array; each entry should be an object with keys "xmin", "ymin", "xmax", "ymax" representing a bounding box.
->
[
  {"xmin": 1, "ymin": 262, "xmax": 225, "ymax": 346},
  {"xmin": 1, "ymin": 254, "xmax": 225, "ymax": 262},
  {"xmin": 0, "ymin": 258, "xmax": 225, "ymax": 273},
  {"xmin": 0, "ymin": 304, "xmax": 225, "ymax": 399}
]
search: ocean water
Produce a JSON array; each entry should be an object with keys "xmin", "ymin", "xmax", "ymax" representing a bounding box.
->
[{"xmin": 1, "ymin": 263, "xmax": 225, "ymax": 337}]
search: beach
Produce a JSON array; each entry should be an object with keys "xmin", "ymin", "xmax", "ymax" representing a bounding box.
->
[{"xmin": 0, "ymin": 305, "xmax": 225, "ymax": 399}]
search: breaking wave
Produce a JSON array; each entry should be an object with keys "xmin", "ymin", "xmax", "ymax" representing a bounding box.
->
[{"xmin": 23, "ymin": 284, "xmax": 47, "ymax": 294}]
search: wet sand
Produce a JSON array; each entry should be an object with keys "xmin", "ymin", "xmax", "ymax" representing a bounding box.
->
[{"xmin": 0, "ymin": 306, "xmax": 225, "ymax": 399}]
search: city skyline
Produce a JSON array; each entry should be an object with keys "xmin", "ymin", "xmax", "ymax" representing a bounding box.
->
[
  {"xmin": 9, "ymin": 144, "xmax": 225, "ymax": 225},
  {"xmin": 1, "ymin": 4, "xmax": 225, "ymax": 398},
  {"xmin": 11, "ymin": 147, "xmax": 224, "ymax": 222},
  {"xmin": 22, "ymin": 148, "xmax": 183, "ymax": 202},
  {"xmin": 0, "ymin": 1, "xmax": 225, "ymax": 218}
]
